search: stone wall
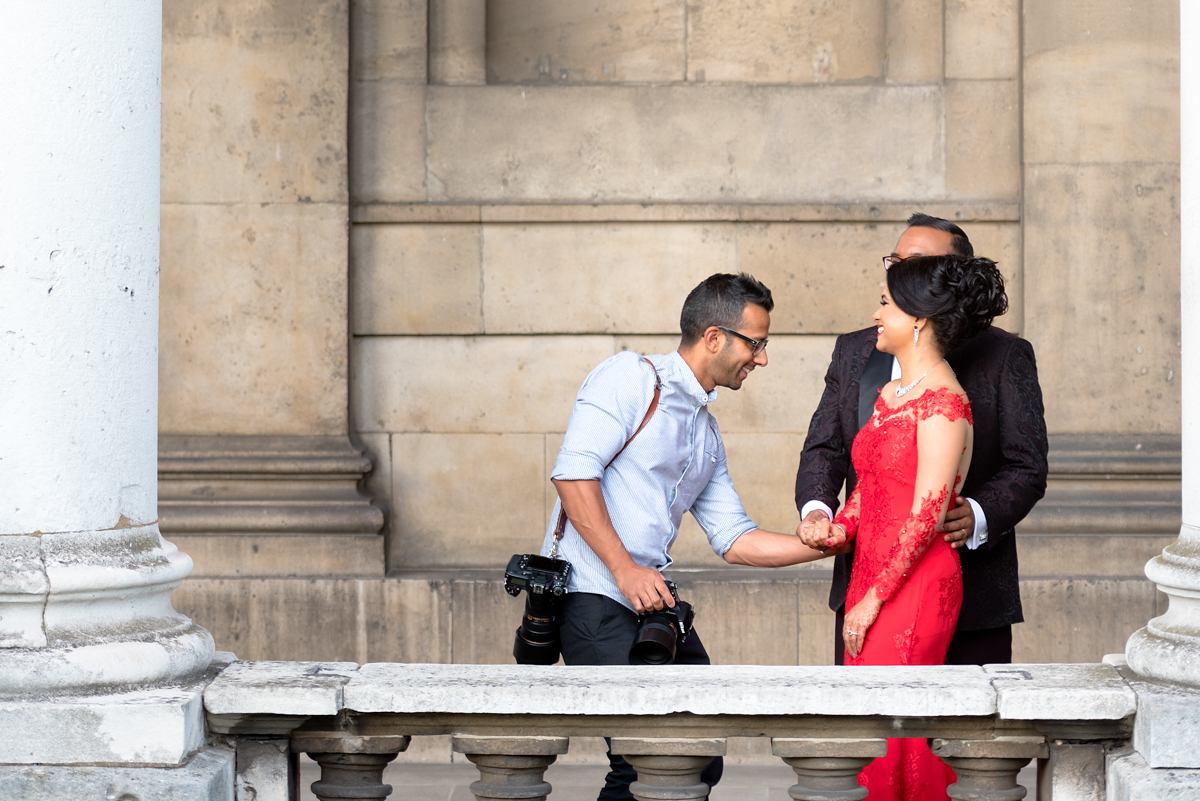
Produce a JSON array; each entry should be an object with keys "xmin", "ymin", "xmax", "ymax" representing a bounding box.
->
[{"xmin": 163, "ymin": 0, "xmax": 1181, "ymax": 665}]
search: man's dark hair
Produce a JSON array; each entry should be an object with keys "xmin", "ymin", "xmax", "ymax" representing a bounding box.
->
[
  {"xmin": 679, "ymin": 272, "xmax": 773, "ymax": 346},
  {"xmin": 907, "ymin": 213, "xmax": 974, "ymax": 258}
]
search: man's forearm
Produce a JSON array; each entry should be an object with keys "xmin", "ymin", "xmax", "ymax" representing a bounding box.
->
[
  {"xmin": 552, "ymin": 479, "xmax": 636, "ymax": 575},
  {"xmin": 724, "ymin": 528, "xmax": 830, "ymax": 567},
  {"xmin": 553, "ymin": 478, "xmax": 674, "ymax": 613}
]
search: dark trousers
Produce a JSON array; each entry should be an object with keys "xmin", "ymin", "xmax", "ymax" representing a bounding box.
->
[
  {"xmin": 833, "ymin": 606, "xmax": 1013, "ymax": 666},
  {"xmin": 944, "ymin": 624, "xmax": 1013, "ymax": 665},
  {"xmin": 559, "ymin": 593, "xmax": 723, "ymax": 801}
]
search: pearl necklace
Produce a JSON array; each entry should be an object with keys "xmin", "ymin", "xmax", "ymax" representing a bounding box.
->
[{"xmin": 895, "ymin": 359, "xmax": 946, "ymax": 398}]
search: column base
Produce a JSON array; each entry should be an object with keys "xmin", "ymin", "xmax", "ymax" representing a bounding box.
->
[
  {"xmin": 0, "ymin": 680, "xmax": 208, "ymax": 765},
  {"xmin": 0, "ymin": 526, "xmax": 216, "ymax": 694},
  {"xmin": 1107, "ymin": 748, "xmax": 1200, "ymax": 800},
  {"xmin": 1112, "ymin": 664, "xmax": 1200, "ymax": 769},
  {"xmin": 0, "ymin": 625, "xmax": 215, "ymax": 697},
  {"xmin": 1126, "ymin": 524, "xmax": 1200, "ymax": 687},
  {"xmin": 158, "ymin": 435, "xmax": 385, "ymax": 578},
  {"xmin": 0, "ymin": 746, "xmax": 233, "ymax": 800}
]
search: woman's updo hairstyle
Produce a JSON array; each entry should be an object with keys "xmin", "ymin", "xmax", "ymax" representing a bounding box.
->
[{"xmin": 886, "ymin": 255, "xmax": 1008, "ymax": 353}]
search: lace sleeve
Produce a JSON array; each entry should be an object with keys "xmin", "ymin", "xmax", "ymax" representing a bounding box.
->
[
  {"xmin": 873, "ymin": 389, "xmax": 970, "ymax": 601},
  {"xmin": 916, "ymin": 388, "xmax": 973, "ymax": 426},
  {"xmin": 873, "ymin": 486, "xmax": 949, "ymax": 601},
  {"xmin": 832, "ymin": 485, "xmax": 862, "ymax": 543}
]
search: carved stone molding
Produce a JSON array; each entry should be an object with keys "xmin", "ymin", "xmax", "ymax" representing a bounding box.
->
[
  {"xmin": 351, "ymin": 201, "xmax": 1021, "ymax": 225},
  {"xmin": 159, "ymin": 435, "xmax": 385, "ymax": 577},
  {"xmin": 1022, "ymin": 434, "xmax": 1181, "ymax": 534}
]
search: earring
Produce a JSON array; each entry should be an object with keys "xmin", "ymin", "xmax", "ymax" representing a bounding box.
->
[{"xmin": 913, "ymin": 326, "xmax": 920, "ymax": 346}]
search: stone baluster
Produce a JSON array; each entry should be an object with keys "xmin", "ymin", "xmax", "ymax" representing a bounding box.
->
[
  {"xmin": 609, "ymin": 737, "xmax": 726, "ymax": 801},
  {"xmin": 453, "ymin": 734, "xmax": 570, "ymax": 801},
  {"xmin": 771, "ymin": 737, "xmax": 887, "ymax": 801},
  {"xmin": 931, "ymin": 737, "xmax": 1048, "ymax": 801},
  {"xmin": 291, "ymin": 731, "xmax": 410, "ymax": 801}
]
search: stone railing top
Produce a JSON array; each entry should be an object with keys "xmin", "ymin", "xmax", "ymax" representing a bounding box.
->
[
  {"xmin": 203, "ymin": 661, "xmax": 1137, "ymax": 723},
  {"xmin": 204, "ymin": 660, "xmax": 358, "ymax": 716},
  {"xmin": 345, "ymin": 664, "xmax": 995, "ymax": 717},
  {"xmin": 986, "ymin": 664, "xmax": 1137, "ymax": 721}
]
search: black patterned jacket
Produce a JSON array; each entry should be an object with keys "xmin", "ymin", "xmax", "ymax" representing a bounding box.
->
[{"xmin": 794, "ymin": 325, "xmax": 1049, "ymax": 632}]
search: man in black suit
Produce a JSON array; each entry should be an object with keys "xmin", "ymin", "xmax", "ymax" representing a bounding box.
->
[{"xmin": 795, "ymin": 214, "xmax": 1048, "ymax": 666}]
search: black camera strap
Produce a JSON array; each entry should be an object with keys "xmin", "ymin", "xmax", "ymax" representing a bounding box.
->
[{"xmin": 552, "ymin": 357, "xmax": 661, "ymax": 547}]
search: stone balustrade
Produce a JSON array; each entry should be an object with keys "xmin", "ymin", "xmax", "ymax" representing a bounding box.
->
[{"xmin": 204, "ymin": 661, "xmax": 1141, "ymax": 801}]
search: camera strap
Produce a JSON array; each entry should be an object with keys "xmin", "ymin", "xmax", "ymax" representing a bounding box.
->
[{"xmin": 551, "ymin": 357, "xmax": 661, "ymax": 552}]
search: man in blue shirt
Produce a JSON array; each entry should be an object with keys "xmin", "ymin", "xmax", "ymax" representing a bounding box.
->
[{"xmin": 542, "ymin": 273, "xmax": 828, "ymax": 801}]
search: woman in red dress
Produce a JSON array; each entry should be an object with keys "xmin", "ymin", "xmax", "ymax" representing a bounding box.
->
[{"xmin": 802, "ymin": 254, "xmax": 1009, "ymax": 800}]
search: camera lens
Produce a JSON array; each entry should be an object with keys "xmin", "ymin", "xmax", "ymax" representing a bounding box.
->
[
  {"xmin": 512, "ymin": 592, "xmax": 562, "ymax": 665},
  {"xmin": 629, "ymin": 614, "xmax": 678, "ymax": 664}
]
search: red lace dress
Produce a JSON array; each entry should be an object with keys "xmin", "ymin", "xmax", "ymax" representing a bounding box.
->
[{"xmin": 834, "ymin": 387, "xmax": 971, "ymax": 800}]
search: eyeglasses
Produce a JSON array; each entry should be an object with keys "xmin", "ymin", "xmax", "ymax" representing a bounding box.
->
[
  {"xmin": 717, "ymin": 326, "xmax": 768, "ymax": 357},
  {"xmin": 882, "ymin": 255, "xmax": 905, "ymax": 270}
]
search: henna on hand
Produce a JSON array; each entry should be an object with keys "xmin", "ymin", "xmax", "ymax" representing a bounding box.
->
[{"xmin": 844, "ymin": 589, "xmax": 884, "ymax": 660}]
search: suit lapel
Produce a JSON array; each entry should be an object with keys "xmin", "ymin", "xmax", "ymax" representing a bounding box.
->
[{"xmin": 858, "ymin": 345, "xmax": 892, "ymax": 431}]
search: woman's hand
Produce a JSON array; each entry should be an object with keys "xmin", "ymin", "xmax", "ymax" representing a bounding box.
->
[
  {"xmin": 797, "ymin": 515, "xmax": 848, "ymax": 552},
  {"xmin": 844, "ymin": 587, "xmax": 884, "ymax": 660}
]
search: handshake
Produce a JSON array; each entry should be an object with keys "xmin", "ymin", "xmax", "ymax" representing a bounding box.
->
[{"xmin": 796, "ymin": 512, "xmax": 850, "ymax": 554}]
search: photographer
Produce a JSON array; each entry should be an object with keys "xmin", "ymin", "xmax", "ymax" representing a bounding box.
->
[{"xmin": 538, "ymin": 273, "xmax": 830, "ymax": 801}]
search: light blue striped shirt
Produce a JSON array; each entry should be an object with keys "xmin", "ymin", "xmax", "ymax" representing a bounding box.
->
[{"xmin": 541, "ymin": 350, "xmax": 758, "ymax": 611}]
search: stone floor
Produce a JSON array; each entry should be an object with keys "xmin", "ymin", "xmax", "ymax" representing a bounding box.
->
[{"xmin": 299, "ymin": 760, "xmax": 1038, "ymax": 800}]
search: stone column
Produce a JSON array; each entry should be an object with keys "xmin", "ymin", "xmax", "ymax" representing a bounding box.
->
[
  {"xmin": 453, "ymin": 734, "xmax": 569, "ymax": 801},
  {"xmin": 428, "ymin": 0, "xmax": 487, "ymax": 84},
  {"xmin": 1125, "ymin": 0, "xmax": 1200, "ymax": 688},
  {"xmin": 771, "ymin": 738, "xmax": 887, "ymax": 801},
  {"xmin": 0, "ymin": 1, "xmax": 213, "ymax": 695},
  {"xmin": 609, "ymin": 737, "xmax": 726, "ymax": 801}
]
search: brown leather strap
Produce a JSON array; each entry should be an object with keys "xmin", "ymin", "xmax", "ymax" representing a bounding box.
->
[
  {"xmin": 604, "ymin": 358, "xmax": 662, "ymax": 469},
  {"xmin": 554, "ymin": 357, "xmax": 661, "ymax": 541}
]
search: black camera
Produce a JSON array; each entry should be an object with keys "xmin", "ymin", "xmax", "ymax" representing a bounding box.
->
[
  {"xmin": 505, "ymin": 553, "xmax": 572, "ymax": 665},
  {"xmin": 629, "ymin": 581, "xmax": 695, "ymax": 665}
]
